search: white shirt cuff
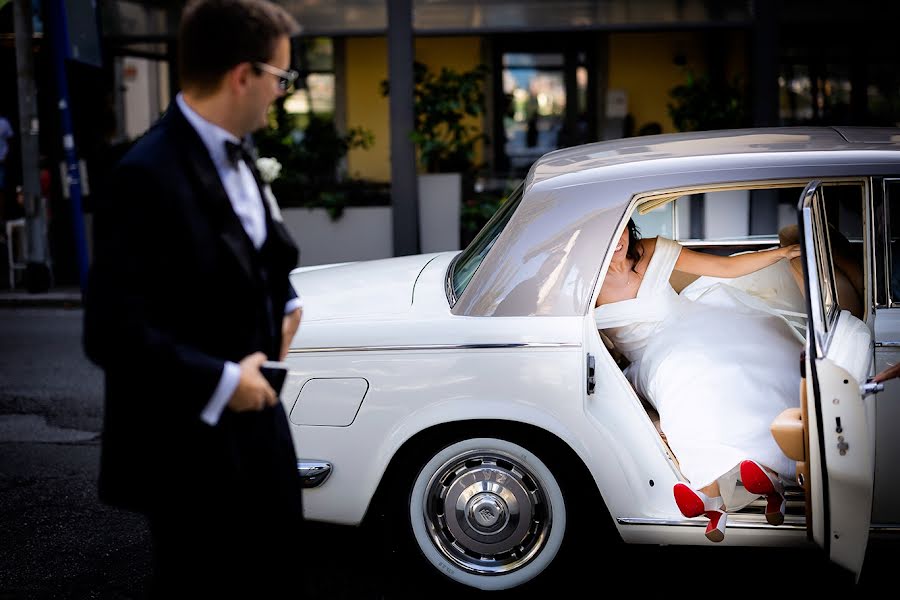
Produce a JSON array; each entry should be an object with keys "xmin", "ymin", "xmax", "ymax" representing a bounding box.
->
[
  {"xmin": 200, "ymin": 361, "xmax": 240, "ymax": 426},
  {"xmin": 285, "ymin": 296, "xmax": 303, "ymax": 314}
]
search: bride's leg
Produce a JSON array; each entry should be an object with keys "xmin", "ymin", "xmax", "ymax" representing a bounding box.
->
[
  {"xmin": 740, "ymin": 460, "xmax": 786, "ymax": 525},
  {"xmin": 699, "ymin": 481, "xmax": 720, "ymax": 498}
]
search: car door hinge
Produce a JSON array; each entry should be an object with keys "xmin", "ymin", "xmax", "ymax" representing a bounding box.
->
[{"xmin": 586, "ymin": 353, "xmax": 596, "ymax": 395}]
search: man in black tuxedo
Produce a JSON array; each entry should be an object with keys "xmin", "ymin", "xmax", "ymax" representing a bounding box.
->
[{"xmin": 83, "ymin": 0, "xmax": 304, "ymax": 595}]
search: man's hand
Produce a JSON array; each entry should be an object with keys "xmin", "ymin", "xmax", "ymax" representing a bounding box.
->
[
  {"xmin": 280, "ymin": 307, "xmax": 302, "ymax": 361},
  {"xmin": 873, "ymin": 362, "xmax": 900, "ymax": 384},
  {"xmin": 227, "ymin": 352, "xmax": 277, "ymax": 412}
]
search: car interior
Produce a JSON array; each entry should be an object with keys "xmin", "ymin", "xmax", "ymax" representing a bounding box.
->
[{"xmin": 597, "ymin": 181, "xmax": 867, "ymax": 525}]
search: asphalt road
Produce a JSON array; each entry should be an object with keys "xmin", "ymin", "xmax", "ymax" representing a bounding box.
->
[
  {"xmin": 0, "ymin": 307, "xmax": 453, "ymax": 598},
  {"xmin": 0, "ymin": 307, "xmax": 894, "ymax": 598}
]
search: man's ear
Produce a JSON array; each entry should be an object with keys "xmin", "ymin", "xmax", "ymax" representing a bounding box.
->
[{"xmin": 226, "ymin": 62, "xmax": 255, "ymax": 95}]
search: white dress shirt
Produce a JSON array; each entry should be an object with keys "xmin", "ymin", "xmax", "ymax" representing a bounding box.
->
[{"xmin": 176, "ymin": 94, "xmax": 300, "ymax": 425}]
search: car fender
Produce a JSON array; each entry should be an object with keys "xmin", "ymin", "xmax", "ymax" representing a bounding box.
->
[{"xmin": 300, "ymin": 393, "xmax": 635, "ymax": 527}]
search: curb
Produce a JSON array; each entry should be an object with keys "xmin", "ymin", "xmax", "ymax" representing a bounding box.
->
[{"xmin": 0, "ymin": 291, "xmax": 83, "ymax": 308}]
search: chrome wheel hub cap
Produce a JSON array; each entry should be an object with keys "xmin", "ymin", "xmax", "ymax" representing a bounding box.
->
[
  {"xmin": 419, "ymin": 449, "xmax": 552, "ymax": 575},
  {"xmin": 467, "ymin": 492, "xmax": 508, "ymax": 532}
]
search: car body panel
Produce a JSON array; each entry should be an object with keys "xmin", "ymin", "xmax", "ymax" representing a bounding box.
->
[
  {"xmin": 290, "ymin": 334, "xmax": 586, "ymax": 524},
  {"xmin": 872, "ymin": 309, "xmax": 900, "ymax": 526},
  {"xmin": 289, "ymin": 253, "xmax": 439, "ymax": 322}
]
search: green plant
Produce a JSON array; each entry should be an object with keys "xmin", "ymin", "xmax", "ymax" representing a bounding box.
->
[
  {"xmin": 253, "ymin": 97, "xmax": 374, "ymax": 218},
  {"xmin": 667, "ymin": 69, "xmax": 748, "ymax": 132},
  {"xmin": 381, "ymin": 61, "xmax": 489, "ymax": 173},
  {"xmin": 255, "ymin": 101, "xmax": 373, "ymax": 184},
  {"xmin": 460, "ymin": 179, "xmax": 520, "ymax": 246},
  {"xmin": 460, "ymin": 191, "xmax": 503, "ymax": 246}
]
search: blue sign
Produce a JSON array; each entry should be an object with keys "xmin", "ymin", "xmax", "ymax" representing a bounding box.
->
[{"xmin": 63, "ymin": 0, "xmax": 102, "ymax": 67}]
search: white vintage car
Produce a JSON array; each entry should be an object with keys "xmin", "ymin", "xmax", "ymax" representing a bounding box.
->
[{"xmin": 283, "ymin": 127, "xmax": 900, "ymax": 591}]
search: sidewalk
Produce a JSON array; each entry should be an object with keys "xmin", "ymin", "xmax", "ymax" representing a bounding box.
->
[{"xmin": 0, "ymin": 286, "xmax": 83, "ymax": 308}]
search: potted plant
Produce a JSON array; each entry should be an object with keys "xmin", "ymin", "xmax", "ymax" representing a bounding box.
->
[
  {"xmin": 382, "ymin": 61, "xmax": 489, "ymax": 252},
  {"xmin": 254, "ymin": 98, "xmax": 375, "ymax": 218},
  {"xmin": 667, "ymin": 68, "xmax": 748, "ymax": 132}
]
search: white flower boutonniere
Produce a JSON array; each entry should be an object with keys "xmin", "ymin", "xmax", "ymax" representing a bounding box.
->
[
  {"xmin": 256, "ymin": 156, "xmax": 282, "ymax": 184},
  {"xmin": 255, "ymin": 157, "xmax": 284, "ymax": 223}
]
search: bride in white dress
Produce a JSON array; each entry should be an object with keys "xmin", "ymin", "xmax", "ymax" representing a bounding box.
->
[{"xmin": 594, "ymin": 220, "xmax": 804, "ymax": 542}]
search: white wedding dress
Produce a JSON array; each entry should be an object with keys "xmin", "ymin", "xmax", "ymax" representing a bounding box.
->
[{"xmin": 594, "ymin": 237, "xmax": 805, "ymax": 507}]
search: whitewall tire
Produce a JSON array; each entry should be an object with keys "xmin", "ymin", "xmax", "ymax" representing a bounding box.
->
[{"xmin": 408, "ymin": 437, "xmax": 567, "ymax": 591}]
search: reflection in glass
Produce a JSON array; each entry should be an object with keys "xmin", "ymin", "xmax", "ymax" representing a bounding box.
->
[{"xmin": 502, "ymin": 53, "xmax": 566, "ymax": 172}]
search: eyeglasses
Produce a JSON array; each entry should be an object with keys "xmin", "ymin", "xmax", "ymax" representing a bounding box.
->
[{"xmin": 252, "ymin": 62, "xmax": 299, "ymax": 91}]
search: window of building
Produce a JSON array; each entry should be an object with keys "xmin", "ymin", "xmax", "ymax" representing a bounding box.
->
[
  {"xmin": 502, "ymin": 53, "xmax": 567, "ymax": 172},
  {"xmin": 283, "ymin": 37, "xmax": 336, "ymax": 125},
  {"xmin": 778, "ymin": 63, "xmax": 852, "ymax": 124}
]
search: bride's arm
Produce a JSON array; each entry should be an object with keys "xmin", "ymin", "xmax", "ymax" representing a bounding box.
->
[{"xmin": 674, "ymin": 243, "xmax": 801, "ymax": 278}]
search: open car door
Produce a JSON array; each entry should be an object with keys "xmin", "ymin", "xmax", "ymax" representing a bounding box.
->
[{"xmin": 798, "ymin": 180, "xmax": 876, "ymax": 579}]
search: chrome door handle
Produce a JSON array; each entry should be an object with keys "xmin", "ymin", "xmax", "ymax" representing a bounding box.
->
[
  {"xmin": 861, "ymin": 382, "xmax": 884, "ymax": 397},
  {"xmin": 586, "ymin": 354, "xmax": 595, "ymax": 395}
]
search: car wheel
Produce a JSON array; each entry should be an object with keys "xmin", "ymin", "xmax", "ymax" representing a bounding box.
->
[{"xmin": 407, "ymin": 437, "xmax": 567, "ymax": 591}]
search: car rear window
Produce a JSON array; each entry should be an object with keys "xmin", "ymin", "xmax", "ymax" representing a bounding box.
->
[{"xmin": 448, "ymin": 182, "xmax": 524, "ymax": 303}]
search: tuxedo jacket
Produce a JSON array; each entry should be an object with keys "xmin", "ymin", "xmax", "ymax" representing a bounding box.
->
[{"xmin": 84, "ymin": 103, "xmax": 301, "ymax": 515}]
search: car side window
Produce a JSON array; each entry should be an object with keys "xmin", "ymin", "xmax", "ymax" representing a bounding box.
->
[
  {"xmin": 811, "ymin": 191, "xmax": 839, "ymax": 333},
  {"xmin": 633, "ymin": 186, "xmax": 802, "ymax": 244},
  {"xmin": 633, "ymin": 181, "xmax": 866, "ymax": 318},
  {"xmin": 887, "ymin": 180, "xmax": 900, "ymax": 303},
  {"xmin": 819, "ymin": 183, "xmax": 866, "ymax": 319}
]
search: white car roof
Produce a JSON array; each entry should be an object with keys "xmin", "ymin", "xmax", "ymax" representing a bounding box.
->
[
  {"xmin": 453, "ymin": 127, "xmax": 900, "ymax": 317},
  {"xmin": 529, "ymin": 127, "xmax": 900, "ymax": 187}
]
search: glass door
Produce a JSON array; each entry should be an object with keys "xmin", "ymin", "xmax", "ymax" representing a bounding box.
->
[{"xmin": 492, "ymin": 35, "xmax": 596, "ymax": 177}]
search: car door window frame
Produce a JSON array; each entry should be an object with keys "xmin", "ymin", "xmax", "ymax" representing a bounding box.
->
[{"xmin": 802, "ymin": 183, "xmax": 841, "ymax": 355}]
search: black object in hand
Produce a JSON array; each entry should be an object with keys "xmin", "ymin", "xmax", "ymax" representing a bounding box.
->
[{"xmin": 260, "ymin": 361, "xmax": 288, "ymax": 395}]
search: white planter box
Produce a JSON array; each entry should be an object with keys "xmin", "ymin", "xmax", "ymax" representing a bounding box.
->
[
  {"xmin": 418, "ymin": 173, "xmax": 461, "ymax": 253},
  {"xmin": 281, "ymin": 206, "xmax": 393, "ymax": 267}
]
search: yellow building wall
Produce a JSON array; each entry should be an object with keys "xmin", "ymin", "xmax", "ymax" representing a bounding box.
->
[
  {"xmin": 345, "ymin": 36, "xmax": 484, "ymax": 182},
  {"xmin": 608, "ymin": 31, "xmax": 747, "ymax": 134},
  {"xmin": 345, "ymin": 32, "xmax": 748, "ymax": 178},
  {"xmin": 345, "ymin": 37, "xmax": 391, "ymax": 182}
]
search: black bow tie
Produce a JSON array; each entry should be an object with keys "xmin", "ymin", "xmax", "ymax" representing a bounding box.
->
[{"xmin": 224, "ymin": 139, "xmax": 256, "ymax": 167}]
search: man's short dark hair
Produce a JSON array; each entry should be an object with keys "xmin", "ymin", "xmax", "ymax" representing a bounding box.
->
[{"xmin": 178, "ymin": 0, "xmax": 300, "ymax": 94}]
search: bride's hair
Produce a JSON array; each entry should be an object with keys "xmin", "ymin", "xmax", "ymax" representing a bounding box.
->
[{"xmin": 626, "ymin": 218, "xmax": 643, "ymax": 272}]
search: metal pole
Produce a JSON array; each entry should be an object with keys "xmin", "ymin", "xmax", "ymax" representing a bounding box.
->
[
  {"xmin": 13, "ymin": 0, "xmax": 51, "ymax": 292},
  {"xmin": 48, "ymin": 0, "xmax": 90, "ymax": 293},
  {"xmin": 387, "ymin": 0, "xmax": 420, "ymax": 256},
  {"xmin": 752, "ymin": 0, "xmax": 779, "ymax": 127}
]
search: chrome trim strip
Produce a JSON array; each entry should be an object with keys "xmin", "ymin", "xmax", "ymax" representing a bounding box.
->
[
  {"xmin": 617, "ymin": 517, "xmax": 900, "ymax": 534},
  {"xmin": 289, "ymin": 342, "xmax": 581, "ymax": 354},
  {"xmin": 446, "ymin": 253, "xmax": 459, "ymax": 307},
  {"xmin": 680, "ymin": 238, "xmax": 780, "ymax": 247},
  {"xmin": 875, "ymin": 341, "xmax": 900, "ymax": 348},
  {"xmin": 298, "ymin": 460, "xmax": 332, "ymax": 488},
  {"xmin": 617, "ymin": 516, "xmax": 807, "ymax": 530}
]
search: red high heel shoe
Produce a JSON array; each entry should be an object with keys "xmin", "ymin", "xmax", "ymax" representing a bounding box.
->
[
  {"xmin": 673, "ymin": 483, "xmax": 728, "ymax": 543},
  {"xmin": 705, "ymin": 509, "xmax": 727, "ymax": 543},
  {"xmin": 740, "ymin": 460, "xmax": 785, "ymax": 526}
]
